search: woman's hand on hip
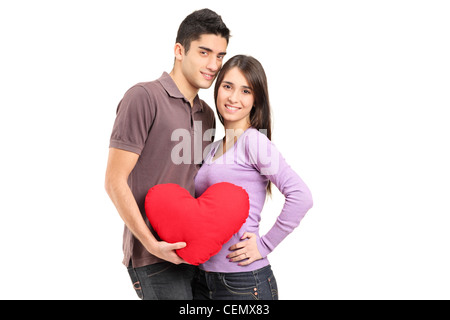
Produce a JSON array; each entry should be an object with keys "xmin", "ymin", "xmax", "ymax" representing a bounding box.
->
[{"xmin": 227, "ymin": 232, "xmax": 263, "ymax": 266}]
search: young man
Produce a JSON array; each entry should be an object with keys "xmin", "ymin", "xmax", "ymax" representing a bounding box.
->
[{"xmin": 105, "ymin": 9, "xmax": 230, "ymax": 300}]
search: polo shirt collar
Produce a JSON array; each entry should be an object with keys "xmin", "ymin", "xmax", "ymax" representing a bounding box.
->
[{"xmin": 158, "ymin": 72, "xmax": 204, "ymax": 112}]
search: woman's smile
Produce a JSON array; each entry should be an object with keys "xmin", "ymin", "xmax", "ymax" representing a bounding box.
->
[{"xmin": 224, "ymin": 104, "xmax": 242, "ymax": 113}]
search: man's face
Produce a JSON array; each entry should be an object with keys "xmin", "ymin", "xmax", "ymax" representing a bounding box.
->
[{"xmin": 180, "ymin": 34, "xmax": 228, "ymax": 90}]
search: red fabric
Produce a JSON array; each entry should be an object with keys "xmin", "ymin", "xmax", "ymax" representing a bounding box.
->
[{"xmin": 145, "ymin": 182, "xmax": 249, "ymax": 265}]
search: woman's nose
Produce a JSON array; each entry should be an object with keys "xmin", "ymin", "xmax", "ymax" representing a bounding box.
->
[{"xmin": 228, "ymin": 90, "xmax": 238, "ymax": 103}]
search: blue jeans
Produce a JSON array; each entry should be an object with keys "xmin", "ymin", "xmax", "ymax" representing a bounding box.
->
[
  {"xmin": 193, "ymin": 265, "xmax": 278, "ymax": 300},
  {"xmin": 127, "ymin": 261, "xmax": 197, "ymax": 300}
]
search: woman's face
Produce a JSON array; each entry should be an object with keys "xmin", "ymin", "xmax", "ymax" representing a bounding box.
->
[{"xmin": 216, "ymin": 67, "xmax": 255, "ymax": 129}]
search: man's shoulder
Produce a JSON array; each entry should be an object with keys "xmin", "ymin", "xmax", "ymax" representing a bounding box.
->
[
  {"xmin": 127, "ymin": 78, "xmax": 164, "ymax": 97},
  {"xmin": 116, "ymin": 78, "xmax": 166, "ymax": 115}
]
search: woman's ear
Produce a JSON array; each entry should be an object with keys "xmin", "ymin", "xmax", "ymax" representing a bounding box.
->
[{"xmin": 174, "ymin": 43, "xmax": 185, "ymax": 61}]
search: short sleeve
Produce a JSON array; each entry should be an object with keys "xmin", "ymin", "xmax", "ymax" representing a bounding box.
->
[{"xmin": 109, "ymin": 85, "xmax": 154, "ymax": 155}]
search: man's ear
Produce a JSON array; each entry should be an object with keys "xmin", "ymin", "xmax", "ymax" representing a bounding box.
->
[{"xmin": 174, "ymin": 43, "xmax": 185, "ymax": 61}]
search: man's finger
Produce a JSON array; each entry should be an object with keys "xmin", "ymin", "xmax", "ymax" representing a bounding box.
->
[
  {"xmin": 172, "ymin": 255, "xmax": 188, "ymax": 265},
  {"xmin": 170, "ymin": 242, "xmax": 187, "ymax": 250}
]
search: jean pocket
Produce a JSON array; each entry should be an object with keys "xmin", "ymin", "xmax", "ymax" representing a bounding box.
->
[
  {"xmin": 127, "ymin": 267, "xmax": 144, "ymax": 300},
  {"xmin": 222, "ymin": 273, "xmax": 257, "ymax": 291},
  {"xmin": 221, "ymin": 273, "xmax": 259, "ymax": 299},
  {"xmin": 143, "ymin": 262, "xmax": 173, "ymax": 278}
]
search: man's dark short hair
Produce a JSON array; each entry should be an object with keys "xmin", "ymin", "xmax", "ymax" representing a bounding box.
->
[{"xmin": 176, "ymin": 9, "xmax": 230, "ymax": 53}]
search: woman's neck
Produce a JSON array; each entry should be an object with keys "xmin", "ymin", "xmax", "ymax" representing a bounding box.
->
[{"xmin": 223, "ymin": 121, "xmax": 251, "ymax": 143}]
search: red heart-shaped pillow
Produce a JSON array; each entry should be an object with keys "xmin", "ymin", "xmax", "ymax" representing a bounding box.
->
[{"xmin": 145, "ymin": 182, "xmax": 249, "ymax": 265}]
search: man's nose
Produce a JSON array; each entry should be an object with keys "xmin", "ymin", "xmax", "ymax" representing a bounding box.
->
[{"xmin": 207, "ymin": 57, "xmax": 219, "ymax": 72}]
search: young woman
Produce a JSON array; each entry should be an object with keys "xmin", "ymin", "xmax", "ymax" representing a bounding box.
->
[{"xmin": 193, "ymin": 55, "xmax": 313, "ymax": 300}]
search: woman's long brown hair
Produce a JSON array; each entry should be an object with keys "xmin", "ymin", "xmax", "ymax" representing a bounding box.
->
[{"xmin": 214, "ymin": 55, "xmax": 273, "ymax": 196}]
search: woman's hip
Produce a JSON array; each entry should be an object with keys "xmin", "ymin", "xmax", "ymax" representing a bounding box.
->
[{"xmin": 193, "ymin": 265, "xmax": 278, "ymax": 300}]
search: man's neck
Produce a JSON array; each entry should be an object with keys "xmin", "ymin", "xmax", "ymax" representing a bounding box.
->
[{"xmin": 169, "ymin": 69, "xmax": 199, "ymax": 107}]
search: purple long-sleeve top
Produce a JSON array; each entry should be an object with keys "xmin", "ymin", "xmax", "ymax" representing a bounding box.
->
[{"xmin": 194, "ymin": 128, "xmax": 313, "ymax": 272}]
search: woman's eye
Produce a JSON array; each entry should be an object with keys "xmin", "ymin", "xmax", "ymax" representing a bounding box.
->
[
  {"xmin": 223, "ymin": 85, "xmax": 231, "ymax": 89},
  {"xmin": 243, "ymin": 89, "xmax": 251, "ymax": 94}
]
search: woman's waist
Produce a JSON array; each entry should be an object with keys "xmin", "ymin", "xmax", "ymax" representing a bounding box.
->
[
  {"xmin": 199, "ymin": 247, "xmax": 269, "ymax": 273},
  {"xmin": 199, "ymin": 263, "xmax": 273, "ymax": 277},
  {"xmin": 199, "ymin": 225, "xmax": 265, "ymax": 272},
  {"xmin": 200, "ymin": 258, "xmax": 270, "ymax": 273}
]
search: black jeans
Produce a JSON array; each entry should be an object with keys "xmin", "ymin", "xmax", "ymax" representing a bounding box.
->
[
  {"xmin": 193, "ymin": 265, "xmax": 278, "ymax": 300},
  {"xmin": 127, "ymin": 261, "xmax": 197, "ymax": 300}
]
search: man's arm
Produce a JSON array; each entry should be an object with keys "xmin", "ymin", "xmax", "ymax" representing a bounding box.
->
[{"xmin": 104, "ymin": 147, "xmax": 186, "ymax": 265}]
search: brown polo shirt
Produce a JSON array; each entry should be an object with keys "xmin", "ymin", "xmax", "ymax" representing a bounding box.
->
[{"xmin": 109, "ymin": 72, "xmax": 216, "ymax": 268}]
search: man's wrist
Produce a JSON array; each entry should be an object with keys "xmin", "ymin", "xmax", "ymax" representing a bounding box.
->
[{"xmin": 142, "ymin": 237, "xmax": 160, "ymax": 256}]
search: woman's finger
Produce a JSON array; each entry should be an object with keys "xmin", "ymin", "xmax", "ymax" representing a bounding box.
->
[
  {"xmin": 229, "ymin": 239, "xmax": 246, "ymax": 251},
  {"xmin": 227, "ymin": 247, "xmax": 246, "ymax": 260},
  {"xmin": 238, "ymin": 257, "xmax": 254, "ymax": 266},
  {"xmin": 240, "ymin": 232, "xmax": 251, "ymax": 240}
]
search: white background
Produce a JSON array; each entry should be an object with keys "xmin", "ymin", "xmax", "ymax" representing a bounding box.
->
[{"xmin": 1, "ymin": 0, "xmax": 449, "ymax": 300}]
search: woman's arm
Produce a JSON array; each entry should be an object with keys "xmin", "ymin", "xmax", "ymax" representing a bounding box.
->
[
  {"xmin": 257, "ymin": 151, "xmax": 313, "ymax": 258},
  {"xmin": 228, "ymin": 131, "xmax": 313, "ymax": 265}
]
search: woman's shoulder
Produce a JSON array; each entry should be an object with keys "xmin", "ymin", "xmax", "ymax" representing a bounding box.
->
[{"xmin": 242, "ymin": 127, "xmax": 271, "ymax": 145}]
